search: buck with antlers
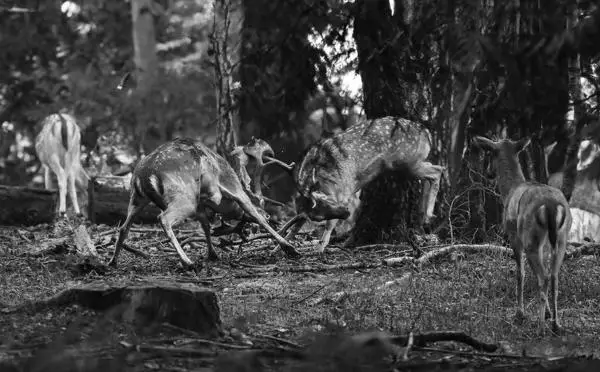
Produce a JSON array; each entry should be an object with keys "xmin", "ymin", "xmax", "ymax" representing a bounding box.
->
[
  {"xmin": 472, "ymin": 136, "xmax": 572, "ymax": 333},
  {"xmin": 279, "ymin": 116, "xmax": 445, "ymax": 253},
  {"xmin": 35, "ymin": 113, "xmax": 90, "ymax": 217},
  {"xmin": 108, "ymin": 137, "xmax": 300, "ymax": 268}
]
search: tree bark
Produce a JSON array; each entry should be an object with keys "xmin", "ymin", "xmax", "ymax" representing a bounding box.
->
[
  {"xmin": 130, "ymin": 0, "xmax": 159, "ymax": 153},
  {"xmin": 562, "ymin": 0, "xmax": 583, "ymax": 200},
  {"xmin": 350, "ymin": 0, "xmax": 425, "ymax": 244},
  {"xmin": 212, "ymin": 0, "xmax": 239, "ymax": 161}
]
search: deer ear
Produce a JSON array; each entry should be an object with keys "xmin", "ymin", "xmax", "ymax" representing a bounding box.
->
[
  {"xmin": 515, "ymin": 137, "xmax": 531, "ymax": 153},
  {"xmin": 472, "ymin": 136, "xmax": 497, "ymax": 151}
]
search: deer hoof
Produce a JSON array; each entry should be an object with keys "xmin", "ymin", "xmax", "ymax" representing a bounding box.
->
[{"xmin": 107, "ymin": 259, "xmax": 117, "ymax": 268}]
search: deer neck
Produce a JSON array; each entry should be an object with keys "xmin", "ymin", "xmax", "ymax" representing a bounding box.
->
[{"xmin": 496, "ymin": 156, "xmax": 527, "ymax": 199}]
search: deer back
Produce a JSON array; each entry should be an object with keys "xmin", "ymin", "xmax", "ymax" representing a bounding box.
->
[
  {"xmin": 132, "ymin": 138, "xmax": 223, "ymax": 208},
  {"xmin": 504, "ymin": 182, "xmax": 568, "ymax": 234},
  {"xmin": 35, "ymin": 113, "xmax": 82, "ymax": 167},
  {"xmin": 295, "ymin": 116, "xmax": 432, "ymax": 212}
]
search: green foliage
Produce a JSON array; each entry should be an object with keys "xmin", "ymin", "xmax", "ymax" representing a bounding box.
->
[
  {"xmin": 0, "ymin": 0, "xmax": 216, "ymax": 184},
  {"xmin": 239, "ymin": 0, "xmax": 354, "ymax": 140}
]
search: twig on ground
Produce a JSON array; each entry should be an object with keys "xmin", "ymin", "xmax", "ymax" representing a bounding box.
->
[
  {"xmin": 292, "ymin": 284, "xmax": 329, "ymax": 305},
  {"xmin": 96, "ymin": 228, "xmax": 116, "ymax": 237},
  {"xmin": 150, "ymin": 337, "xmax": 250, "ymax": 350},
  {"xmin": 121, "ymin": 243, "xmax": 149, "ymax": 258},
  {"xmin": 353, "ymin": 243, "xmax": 411, "ymax": 252},
  {"xmin": 119, "ymin": 341, "xmax": 216, "ymax": 358},
  {"xmin": 254, "ymin": 334, "xmax": 304, "ymax": 349},
  {"xmin": 383, "ymin": 244, "xmax": 512, "ymax": 267},
  {"xmin": 287, "ymin": 262, "xmax": 381, "ymax": 273},
  {"xmin": 180, "ymin": 236, "xmax": 209, "ymax": 247},
  {"xmin": 414, "ymin": 346, "xmax": 542, "ymax": 359},
  {"xmin": 389, "ymin": 331, "xmax": 498, "ymax": 352}
]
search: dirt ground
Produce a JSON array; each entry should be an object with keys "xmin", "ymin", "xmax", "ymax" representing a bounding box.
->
[{"xmin": 0, "ymin": 219, "xmax": 599, "ymax": 372}]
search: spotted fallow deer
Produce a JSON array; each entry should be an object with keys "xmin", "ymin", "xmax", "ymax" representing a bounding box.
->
[
  {"xmin": 35, "ymin": 113, "xmax": 90, "ymax": 217},
  {"xmin": 279, "ymin": 116, "xmax": 445, "ymax": 253},
  {"xmin": 107, "ymin": 137, "xmax": 300, "ymax": 269},
  {"xmin": 473, "ymin": 136, "xmax": 572, "ymax": 333}
]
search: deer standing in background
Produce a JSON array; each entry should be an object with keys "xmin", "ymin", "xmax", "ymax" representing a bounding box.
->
[
  {"xmin": 279, "ymin": 116, "xmax": 445, "ymax": 253},
  {"xmin": 35, "ymin": 113, "xmax": 90, "ymax": 217},
  {"xmin": 108, "ymin": 137, "xmax": 299, "ymax": 268},
  {"xmin": 472, "ymin": 136, "xmax": 572, "ymax": 333}
]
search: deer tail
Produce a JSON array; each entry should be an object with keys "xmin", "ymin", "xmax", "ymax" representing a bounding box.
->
[
  {"xmin": 535, "ymin": 202, "xmax": 566, "ymax": 248},
  {"xmin": 58, "ymin": 114, "xmax": 69, "ymax": 150}
]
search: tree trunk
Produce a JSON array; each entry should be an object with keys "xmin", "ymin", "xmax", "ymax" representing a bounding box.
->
[
  {"xmin": 130, "ymin": 0, "xmax": 159, "ymax": 153},
  {"xmin": 562, "ymin": 0, "xmax": 583, "ymax": 200},
  {"xmin": 350, "ymin": 0, "xmax": 424, "ymax": 245},
  {"xmin": 212, "ymin": 0, "xmax": 239, "ymax": 161}
]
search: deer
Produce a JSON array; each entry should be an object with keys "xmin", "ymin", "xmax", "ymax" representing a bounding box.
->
[
  {"xmin": 472, "ymin": 136, "xmax": 572, "ymax": 333},
  {"xmin": 35, "ymin": 113, "xmax": 90, "ymax": 217},
  {"xmin": 278, "ymin": 116, "xmax": 445, "ymax": 253},
  {"xmin": 542, "ymin": 138, "xmax": 600, "ymax": 190},
  {"xmin": 107, "ymin": 137, "xmax": 300, "ymax": 268}
]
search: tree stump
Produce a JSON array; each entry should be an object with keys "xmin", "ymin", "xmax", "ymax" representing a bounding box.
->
[
  {"xmin": 0, "ymin": 185, "xmax": 57, "ymax": 225},
  {"xmin": 88, "ymin": 175, "xmax": 161, "ymax": 226},
  {"xmin": 7, "ymin": 280, "xmax": 221, "ymax": 337}
]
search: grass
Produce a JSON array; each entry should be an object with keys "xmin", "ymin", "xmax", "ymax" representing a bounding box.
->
[{"xmin": 1, "ymin": 221, "xmax": 599, "ymax": 371}]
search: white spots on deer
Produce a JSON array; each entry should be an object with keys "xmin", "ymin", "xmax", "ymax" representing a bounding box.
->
[{"xmin": 148, "ymin": 174, "xmax": 161, "ymax": 196}]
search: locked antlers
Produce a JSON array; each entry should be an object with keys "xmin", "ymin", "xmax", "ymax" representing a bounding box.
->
[{"xmin": 230, "ymin": 138, "xmax": 295, "ymax": 208}]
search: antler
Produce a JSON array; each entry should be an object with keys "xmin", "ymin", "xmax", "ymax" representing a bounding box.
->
[{"xmin": 263, "ymin": 155, "xmax": 295, "ymax": 172}]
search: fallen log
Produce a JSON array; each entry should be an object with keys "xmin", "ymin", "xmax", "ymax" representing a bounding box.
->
[
  {"xmin": 0, "ymin": 185, "xmax": 57, "ymax": 226},
  {"xmin": 87, "ymin": 175, "xmax": 161, "ymax": 226},
  {"xmin": 2, "ymin": 280, "xmax": 222, "ymax": 337}
]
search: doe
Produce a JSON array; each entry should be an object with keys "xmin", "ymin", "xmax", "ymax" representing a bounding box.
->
[
  {"xmin": 35, "ymin": 113, "xmax": 90, "ymax": 217},
  {"xmin": 473, "ymin": 136, "xmax": 572, "ymax": 333}
]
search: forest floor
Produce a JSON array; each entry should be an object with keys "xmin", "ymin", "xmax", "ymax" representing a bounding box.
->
[{"xmin": 0, "ymin": 219, "xmax": 599, "ymax": 372}]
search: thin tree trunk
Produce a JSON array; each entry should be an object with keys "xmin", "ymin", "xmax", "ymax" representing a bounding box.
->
[
  {"xmin": 130, "ymin": 0, "xmax": 159, "ymax": 154},
  {"xmin": 212, "ymin": 0, "xmax": 239, "ymax": 160},
  {"xmin": 562, "ymin": 0, "xmax": 583, "ymax": 200},
  {"xmin": 349, "ymin": 0, "xmax": 424, "ymax": 245}
]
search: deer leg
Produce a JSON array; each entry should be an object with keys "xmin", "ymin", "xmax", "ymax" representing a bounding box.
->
[
  {"xmin": 513, "ymin": 242, "xmax": 526, "ymax": 322},
  {"xmin": 53, "ymin": 166, "xmax": 68, "ymax": 216},
  {"xmin": 315, "ymin": 219, "xmax": 338, "ymax": 254},
  {"xmin": 197, "ymin": 212, "xmax": 219, "ymax": 261},
  {"xmin": 43, "ymin": 165, "xmax": 53, "ymax": 190},
  {"xmin": 221, "ymin": 186, "xmax": 300, "ymax": 257},
  {"xmin": 526, "ymin": 243, "xmax": 550, "ymax": 330},
  {"xmin": 419, "ymin": 162, "xmax": 443, "ymax": 225},
  {"xmin": 550, "ymin": 234, "xmax": 567, "ymax": 333},
  {"xmin": 67, "ymin": 172, "xmax": 81, "ymax": 215},
  {"xmin": 108, "ymin": 195, "xmax": 149, "ymax": 267},
  {"xmin": 159, "ymin": 199, "xmax": 198, "ymax": 267}
]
